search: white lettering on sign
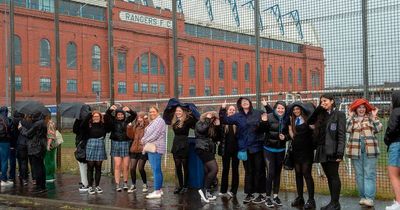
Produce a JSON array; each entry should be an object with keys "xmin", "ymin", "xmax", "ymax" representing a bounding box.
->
[{"xmin": 119, "ymin": 11, "xmax": 172, "ymax": 29}]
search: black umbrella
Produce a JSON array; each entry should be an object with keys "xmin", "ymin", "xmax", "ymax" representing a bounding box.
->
[
  {"xmin": 59, "ymin": 102, "xmax": 85, "ymax": 119},
  {"xmin": 15, "ymin": 101, "xmax": 51, "ymax": 116},
  {"xmin": 287, "ymin": 101, "xmax": 315, "ymax": 116}
]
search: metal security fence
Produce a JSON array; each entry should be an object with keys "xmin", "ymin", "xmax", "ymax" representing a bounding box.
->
[{"xmin": 1, "ymin": 0, "xmax": 399, "ymax": 199}]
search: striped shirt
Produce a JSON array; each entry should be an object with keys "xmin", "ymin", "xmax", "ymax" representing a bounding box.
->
[{"xmin": 141, "ymin": 116, "xmax": 167, "ymax": 154}]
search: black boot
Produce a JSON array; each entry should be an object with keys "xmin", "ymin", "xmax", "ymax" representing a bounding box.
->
[
  {"xmin": 304, "ymin": 199, "xmax": 316, "ymax": 209},
  {"xmin": 291, "ymin": 196, "xmax": 305, "ymax": 207}
]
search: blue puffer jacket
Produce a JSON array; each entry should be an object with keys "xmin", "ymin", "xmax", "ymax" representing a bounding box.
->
[{"xmin": 219, "ymin": 97, "xmax": 265, "ymax": 154}]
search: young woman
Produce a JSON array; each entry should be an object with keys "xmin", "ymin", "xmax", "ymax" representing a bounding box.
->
[
  {"xmin": 219, "ymin": 105, "xmax": 239, "ymax": 198},
  {"xmin": 289, "ymin": 102, "xmax": 315, "ymax": 209},
  {"xmin": 141, "ymin": 106, "xmax": 167, "ymax": 199},
  {"xmin": 346, "ymin": 98, "xmax": 382, "ymax": 207},
  {"xmin": 263, "ymin": 101, "xmax": 288, "ymax": 207},
  {"xmin": 45, "ymin": 115, "xmax": 57, "ymax": 182},
  {"xmin": 384, "ymin": 91, "xmax": 400, "ymax": 210},
  {"xmin": 195, "ymin": 111, "xmax": 223, "ymax": 203},
  {"xmin": 81, "ymin": 111, "xmax": 109, "ymax": 195},
  {"xmin": 106, "ymin": 105, "xmax": 136, "ymax": 191},
  {"xmin": 15, "ymin": 112, "xmax": 30, "ymax": 186},
  {"xmin": 126, "ymin": 112, "xmax": 149, "ymax": 193},
  {"xmin": 19, "ymin": 112, "xmax": 48, "ymax": 193},
  {"xmin": 73, "ymin": 104, "xmax": 91, "ymax": 192},
  {"xmin": 219, "ymin": 97, "xmax": 266, "ymax": 204},
  {"xmin": 308, "ymin": 94, "xmax": 346, "ymax": 210},
  {"xmin": 170, "ymin": 106, "xmax": 198, "ymax": 194}
]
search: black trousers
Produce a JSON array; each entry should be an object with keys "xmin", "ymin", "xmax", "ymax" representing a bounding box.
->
[
  {"xmin": 17, "ymin": 147, "xmax": 29, "ymax": 180},
  {"xmin": 29, "ymin": 154, "xmax": 46, "ymax": 190},
  {"xmin": 264, "ymin": 150, "xmax": 285, "ymax": 196},
  {"xmin": 243, "ymin": 151, "xmax": 265, "ymax": 194},
  {"xmin": 220, "ymin": 153, "xmax": 239, "ymax": 194},
  {"xmin": 321, "ymin": 161, "xmax": 341, "ymax": 203}
]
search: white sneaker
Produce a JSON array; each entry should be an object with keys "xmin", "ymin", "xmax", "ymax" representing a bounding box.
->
[
  {"xmin": 146, "ymin": 191, "xmax": 162, "ymax": 199},
  {"xmin": 206, "ymin": 191, "xmax": 217, "ymax": 201},
  {"xmin": 127, "ymin": 185, "xmax": 136, "ymax": 193},
  {"xmin": 364, "ymin": 199, "xmax": 374, "ymax": 207},
  {"xmin": 1, "ymin": 181, "xmax": 13, "ymax": 187},
  {"xmin": 359, "ymin": 198, "xmax": 366, "ymax": 205},
  {"xmin": 88, "ymin": 187, "xmax": 96, "ymax": 195},
  {"xmin": 198, "ymin": 189, "xmax": 209, "ymax": 203},
  {"xmin": 386, "ymin": 201, "xmax": 400, "ymax": 210},
  {"xmin": 142, "ymin": 184, "xmax": 148, "ymax": 192},
  {"xmin": 218, "ymin": 192, "xmax": 226, "ymax": 196},
  {"xmin": 227, "ymin": 191, "xmax": 235, "ymax": 198},
  {"xmin": 79, "ymin": 186, "xmax": 89, "ymax": 193}
]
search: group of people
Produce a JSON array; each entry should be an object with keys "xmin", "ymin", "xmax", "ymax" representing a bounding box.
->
[
  {"xmin": 0, "ymin": 107, "xmax": 59, "ymax": 193},
  {"xmin": 160, "ymin": 92, "xmax": 400, "ymax": 210},
  {"xmin": 0, "ymin": 91, "xmax": 399, "ymax": 210},
  {"xmin": 73, "ymin": 104, "xmax": 166, "ymax": 199}
]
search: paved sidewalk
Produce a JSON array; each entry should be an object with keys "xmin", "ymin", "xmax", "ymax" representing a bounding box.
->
[{"xmin": 0, "ymin": 174, "xmax": 392, "ymax": 209}]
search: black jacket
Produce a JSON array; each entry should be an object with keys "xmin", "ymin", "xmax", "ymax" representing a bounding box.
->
[
  {"xmin": 106, "ymin": 108, "xmax": 136, "ymax": 142},
  {"xmin": 264, "ymin": 113, "xmax": 288, "ymax": 149},
  {"xmin": 20, "ymin": 119, "xmax": 47, "ymax": 156},
  {"xmin": 385, "ymin": 91, "xmax": 400, "ymax": 146},
  {"xmin": 195, "ymin": 118, "xmax": 222, "ymax": 153},
  {"xmin": 308, "ymin": 107, "xmax": 346, "ymax": 162}
]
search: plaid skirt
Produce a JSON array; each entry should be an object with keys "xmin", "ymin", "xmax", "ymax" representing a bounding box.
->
[
  {"xmin": 111, "ymin": 141, "xmax": 130, "ymax": 157},
  {"xmin": 86, "ymin": 137, "xmax": 107, "ymax": 161}
]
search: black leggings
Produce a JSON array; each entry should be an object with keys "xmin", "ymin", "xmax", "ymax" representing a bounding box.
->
[
  {"xmin": 87, "ymin": 161, "xmax": 102, "ymax": 187},
  {"xmin": 244, "ymin": 151, "xmax": 266, "ymax": 194},
  {"xmin": 203, "ymin": 160, "xmax": 218, "ymax": 190},
  {"xmin": 220, "ymin": 154, "xmax": 239, "ymax": 194},
  {"xmin": 174, "ymin": 157, "xmax": 189, "ymax": 188},
  {"xmin": 264, "ymin": 151, "xmax": 285, "ymax": 196},
  {"xmin": 321, "ymin": 161, "xmax": 341, "ymax": 203},
  {"xmin": 130, "ymin": 158, "xmax": 147, "ymax": 185},
  {"xmin": 294, "ymin": 162, "xmax": 315, "ymax": 199}
]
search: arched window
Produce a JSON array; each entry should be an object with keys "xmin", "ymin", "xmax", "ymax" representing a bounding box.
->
[
  {"xmin": 244, "ymin": 63, "xmax": 250, "ymax": 81},
  {"xmin": 91, "ymin": 45, "xmax": 100, "ymax": 70},
  {"xmin": 14, "ymin": 35, "xmax": 21, "ymax": 65},
  {"xmin": 135, "ymin": 52, "xmax": 165, "ymax": 76},
  {"xmin": 204, "ymin": 58, "xmax": 210, "ymax": 79},
  {"xmin": 297, "ymin": 68, "xmax": 302, "ymax": 84},
  {"xmin": 232, "ymin": 62, "xmax": 238, "ymax": 80},
  {"xmin": 278, "ymin": 66, "xmax": 283, "ymax": 84},
  {"xmin": 40, "ymin": 39, "xmax": 50, "ymax": 67},
  {"xmin": 67, "ymin": 42, "xmax": 77, "ymax": 69},
  {"xmin": 189, "ymin": 56, "xmax": 196, "ymax": 78},
  {"xmin": 288, "ymin": 67, "xmax": 293, "ymax": 84},
  {"xmin": 267, "ymin": 65, "xmax": 272, "ymax": 83},
  {"xmin": 218, "ymin": 60, "xmax": 224, "ymax": 79}
]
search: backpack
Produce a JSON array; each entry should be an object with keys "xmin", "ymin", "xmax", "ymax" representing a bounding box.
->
[{"xmin": 0, "ymin": 117, "xmax": 10, "ymax": 138}]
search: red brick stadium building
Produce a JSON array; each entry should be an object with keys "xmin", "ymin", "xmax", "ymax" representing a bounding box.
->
[{"xmin": 0, "ymin": 0, "xmax": 324, "ymax": 105}]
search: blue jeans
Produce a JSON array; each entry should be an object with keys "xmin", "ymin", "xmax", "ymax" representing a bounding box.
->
[
  {"xmin": 9, "ymin": 148, "xmax": 16, "ymax": 180},
  {"xmin": 0, "ymin": 142, "xmax": 10, "ymax": 181},
  {"xmin": 148, "ymin": 152, "xmax": 163, "ymax": 190},
  {"xmin": 352, "ymin": 152, "xmax": 377, "ymax": 200},
  {"xmin": 388, "ymin": 142, "xmax": 400, "ymax": 167}
]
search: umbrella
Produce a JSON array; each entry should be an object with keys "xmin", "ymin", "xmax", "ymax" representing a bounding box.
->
[
  {"xmin": 162, "ymin": 98, "xmax": 200, "ymax": 125},
  {"xmin": 15, "ymin": 101, "xmax": 51, "ymax": 116},
  {"xmin": 59, "ymin": 102, "xmax": 85, "ymax": 119},
  {"xmin": 286, "ymin": 101, "xmax": 315, "ymax": 116}
]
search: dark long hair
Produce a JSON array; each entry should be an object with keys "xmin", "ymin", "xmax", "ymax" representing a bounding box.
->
[
  {"xmin": 313, "ymin": 94, "xmax": 336, "ymax": 141},
  {"xmin": 290, "ymin": 106, "xmax": 308, "ymax": 136}
]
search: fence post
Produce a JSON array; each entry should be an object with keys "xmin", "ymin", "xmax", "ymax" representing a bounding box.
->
[
  {"xmin": 254, "ymin": 0, "xmax": 261, "ymax": 109},
  {"xmin": 362, "ymin": 0, "xmax": 369, "ymax": 99},
  {"xmin": 172, "ymin": 0, "xmax": 179, "ymax": 99}
]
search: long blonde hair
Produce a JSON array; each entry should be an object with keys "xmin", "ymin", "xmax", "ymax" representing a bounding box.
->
[{"xmin": 172, "ymin": 107, "xmax": 188, "ymax": 129}]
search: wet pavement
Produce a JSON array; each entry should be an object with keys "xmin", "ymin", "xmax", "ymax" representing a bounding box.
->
[{"xmin": 0, "ymin": 174, "xmax": 392, "ymax": 210}]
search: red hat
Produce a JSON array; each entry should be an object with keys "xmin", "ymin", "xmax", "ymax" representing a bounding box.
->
[{"xmin": 349, "ymin": 98, "xmax": 375, "ymax": 113}]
